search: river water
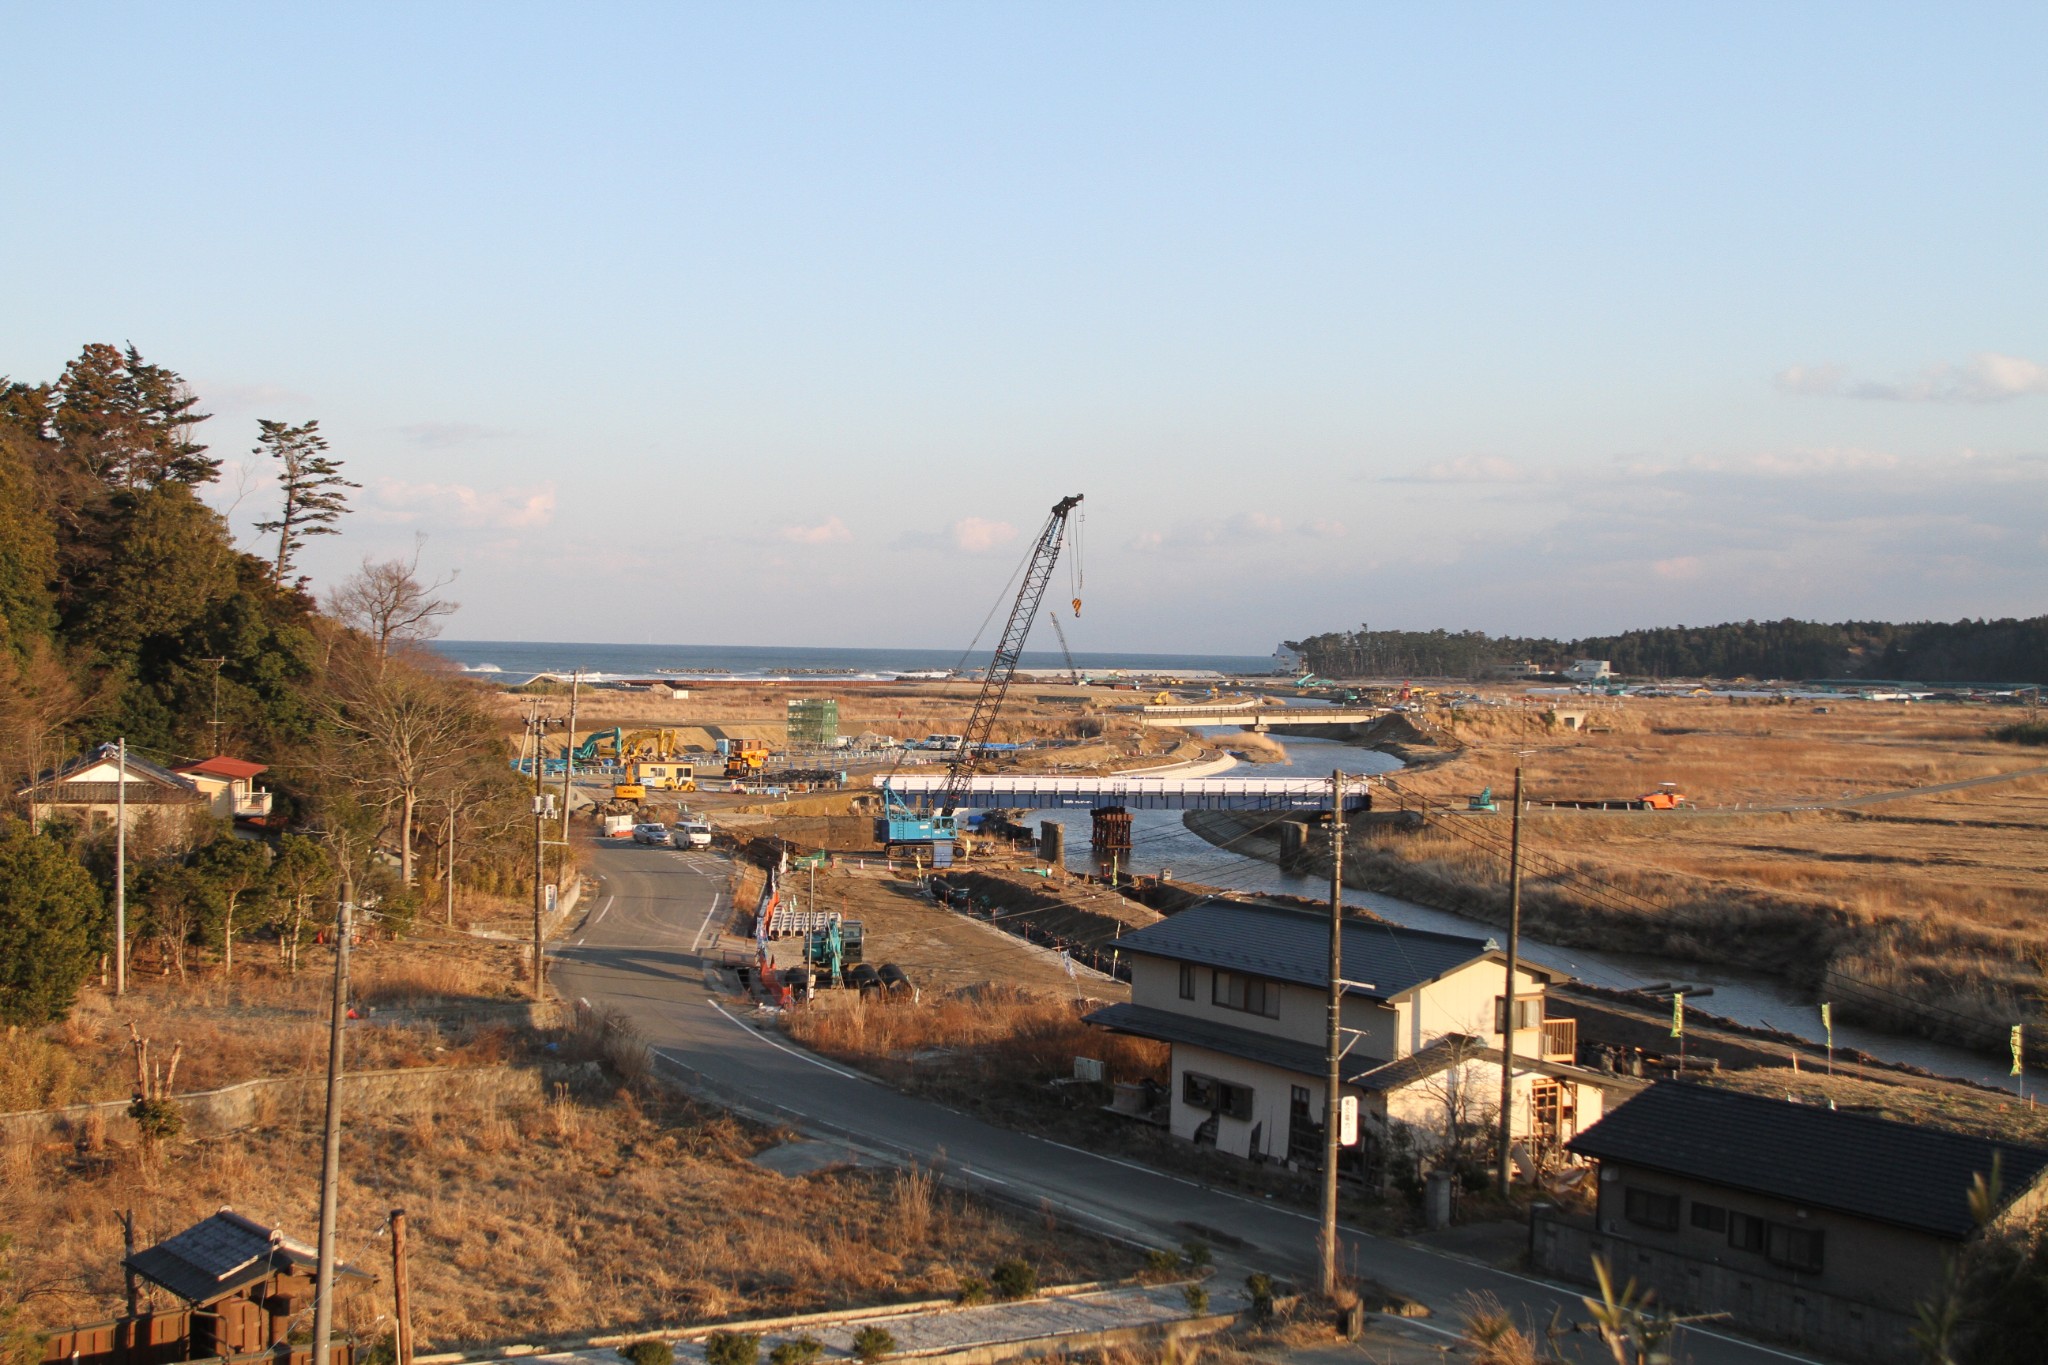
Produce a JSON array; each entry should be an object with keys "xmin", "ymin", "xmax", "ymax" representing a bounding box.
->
[{"xmin": 1025, "ymin": 729, "xmax": 2026, "ymax": 1093}]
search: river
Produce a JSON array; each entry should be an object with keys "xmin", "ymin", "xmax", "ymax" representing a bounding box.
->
[{"xmin": 1024, "ymin": 728, "xmax": 2027, "ymax": 1094}]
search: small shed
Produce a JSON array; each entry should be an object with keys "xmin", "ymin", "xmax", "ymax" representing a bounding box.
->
[{"xmin": 125, "ymin": 1209, "xmax": 368, "ymax": 1359}]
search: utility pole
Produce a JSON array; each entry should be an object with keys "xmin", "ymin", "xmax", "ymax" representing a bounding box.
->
[
  {"xmin": 1319, "ymin": 769, "xmax": 1345, "ymax": 1300},
  {"xmin": 559, "ymin": 669, "xmax": 581, "ymax": 879},
  {"xmin": 525, "ymin": 702, "xmax": 558, "ymax": 999},
  {"xmin": 202, "ymin": 658, "xmax": 227, "ymax": 755},
  {"xmin": 115, "ymin": 738, "xmax": 127, "ymax": 998},
  {"xmin": 312, "ymin": 880, "xmax": 353, "ymax": 1365},
  {"xmin": 1496, "ymin": 766, "xmax": 1525, "ymax": 1199},
  {"xmin": 389, "ymin": 1209, "xmax": 414, "ymax": 1365}
]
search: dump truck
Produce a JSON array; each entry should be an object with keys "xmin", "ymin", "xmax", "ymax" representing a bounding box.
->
[{"xmin": 722, "ymin": 741, "xmax": 771, "ymax": 779}]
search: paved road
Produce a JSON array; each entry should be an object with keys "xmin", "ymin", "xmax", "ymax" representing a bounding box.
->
[{"xmin": 550, "ymin": 843, "xmax": 1823, "ymax": 1365}]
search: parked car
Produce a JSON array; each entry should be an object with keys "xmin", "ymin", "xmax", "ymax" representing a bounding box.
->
[{"xmin": 632, "ymin": 822, "xmax": 671, "ymax": 846}]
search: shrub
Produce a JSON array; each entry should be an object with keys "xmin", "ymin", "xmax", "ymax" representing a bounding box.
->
[
  {"xmin": 621, "ymin": 1342, "xmax": 674, "ymax": 1365},
  {"xmin": 954, "ymin": 1277, "xmax": 989, "ymax": 1306},
  {"xmin": 127, "ymin": 1097, "xmax": 184, "ymax": 1145},
  {"xmin": 1245, "ymin": 1272, "xmax": 1275, "ymax": 1323},
  {"xmin": 990, "ymin": 1258, "xmax": 1037, "ymax": 1301},
  {"xmin": 1183, "ymin": 1285, "xmax": 1210, "ymax": 1316},
  {"xmin": 850, "ymin": 1327, "xmax": 894, "ymax": 1363},
  {"xmin": 704, "ymin": 1333, "xmax": 758, "ymax": 1365},
  {"xmin": 1180, "ymin": 1239, "xmax": 1211, "ymax": 1270},
  {"xmin": 1142, "ymin": 1249, "xmax": 1182, "ymax": 1281},
  {"xmin": 768, "ymin": 1338, "xmax": 820, "ymax": 1365}
]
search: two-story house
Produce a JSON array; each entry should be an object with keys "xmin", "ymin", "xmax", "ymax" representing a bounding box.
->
[
  {"xmin": 1087, "ymin": 900, "xmax": 1623, "ymax": 1174},
  {"xmin": 1538, "ymin": 1082, "xmax": 2048, "ymax": 1363},
  {"xmin": 173, "ymin": 756, "xmax": 276, "ymax": 827}
]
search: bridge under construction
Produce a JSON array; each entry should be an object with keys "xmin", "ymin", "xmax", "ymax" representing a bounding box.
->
[{"xmin": 874, "ymin": 773, "xmax": 1370, "ymax": 811}]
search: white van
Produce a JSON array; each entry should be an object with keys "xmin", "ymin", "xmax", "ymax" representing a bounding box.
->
[{"xmin": 675, "ymin": 820, "xmax": 713, "ymax": 848}]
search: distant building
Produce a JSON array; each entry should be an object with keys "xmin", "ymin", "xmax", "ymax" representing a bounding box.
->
[
  {"xmin": 1272, "ymin": 643, "xmax": 1306, "ymax": 675},
  {"xmin": 1535, "ymin": 1083, "xmax": 2048, "ymax": 1363},
  {"xmin": 1087, "ymin": 901, "xmax": 1631, "ymax": 1181},
  {"xmin": 174, "ymin": 756, "xmax": 275, "ymax": 826},
  {"xmin": 1565, "ymin": 659, "xmax": 1613, "ymax": 683}
]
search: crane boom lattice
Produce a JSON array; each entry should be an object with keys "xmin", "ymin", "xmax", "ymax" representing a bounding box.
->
[{"xmin": 938, "ymin": 494, "xmax": 1082, "ymax": 818}]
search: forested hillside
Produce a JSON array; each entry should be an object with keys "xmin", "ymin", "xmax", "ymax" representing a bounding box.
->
[
  {"xmin": 0, "ymin": 343, "xmax": 530, "ymax": 1028},
  {"xmin": 1289, "ymin": 616, "xmax": 2048, "ymax": 683}
]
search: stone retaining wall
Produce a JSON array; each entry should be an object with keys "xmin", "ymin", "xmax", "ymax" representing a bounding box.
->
[{"xmin": 0, "ymin": 1064, "xmax": 545, "ymax": 1148}]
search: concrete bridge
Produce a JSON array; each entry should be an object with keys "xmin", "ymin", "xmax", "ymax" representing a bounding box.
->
[
  {"xmin": 875, "ymin": 773, "xmax": 1370, "ymax": 811},
  {"xmin": 1132, "ymin": 703, "xmax": 1389, "ymax": 730}
]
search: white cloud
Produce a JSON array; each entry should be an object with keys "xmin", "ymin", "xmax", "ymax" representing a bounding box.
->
[
  {"xmin": 392, "ymin": 421, "xmax": 508, "ymax": 447},
  {"xmin": 1130, "ymin": 512, "xmax": 1343, "ymax": 552},
  {"xmin": 1776, "ymin": 353, "xmax": 2048, "ymax": 403},
  {"xmin": 780, "ymin": 516, "xmax": 853, "ymax": 545},
  {"xmin": 951, "ymin": 517, "xmax": 1018, "ymax": 552},
  {"xmin": 368, "ymin": 479, "xmax": 557, "ymax": 529},
  {"xmin": 1380, "ymin": 454, "xmax": 1546, "ymax": 484}
]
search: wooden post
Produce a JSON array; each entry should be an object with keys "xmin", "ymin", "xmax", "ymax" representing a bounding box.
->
[
  {"xmin": 390, "ymin": 1209, "xmax": 414, "ymax": 1365},
  {"xmin": 122, "ymin": 1209, "xmax": 139, "ymax": 1315}
]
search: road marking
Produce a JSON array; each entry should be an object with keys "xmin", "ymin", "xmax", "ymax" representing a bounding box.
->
[
  {"xmin": 705, "ymin": 1000, "xmax": 868, "ymax": 1080},
  {"xmin": 589, "ymin": 895, "xmax": 614, "ymax": 926},
  {"xmin": 689, "ymin": 892, "xmax": 724, "ymax": 953}
]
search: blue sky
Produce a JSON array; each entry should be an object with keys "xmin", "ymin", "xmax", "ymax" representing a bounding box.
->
[{"xmin": 5, "ymin": 3, "xmax": 2044, "ymax": 651}]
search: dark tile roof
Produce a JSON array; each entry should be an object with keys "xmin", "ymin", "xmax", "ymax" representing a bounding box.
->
[
  {"xmin": 1568, "ymin": 1082, "xmax": 2048, "ymax": 1240},
  {"xmin": 20, "ymin": 743, "xmax": 200, "ymax": 800},
  {"xmin": 1113, "ymin": 900, "xmax": 1533, "ymax": 999},
  {"xmin": 125, "ymin": 1209, "xmax": 357, "ymax": 1305}
]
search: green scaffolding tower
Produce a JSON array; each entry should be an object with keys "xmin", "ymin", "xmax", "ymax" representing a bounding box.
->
[{"xmin": 786, "ymin": 698, "xmax": 839, "ymax": 747}]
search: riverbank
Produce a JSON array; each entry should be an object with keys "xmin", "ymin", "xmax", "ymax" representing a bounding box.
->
[{"xmin": 1184, "ymin": 794, "xmax": 2041, "ymax": 1067}]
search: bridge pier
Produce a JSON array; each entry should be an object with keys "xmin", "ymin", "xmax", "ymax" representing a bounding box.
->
[
  {"xmin": 1090, "ymin": 806, "xmax": 1132, "ymax": 853},
  {"xmin": 1278, "ymin": 819, "xmax": 1313, "ymax": 873},
  {"xmin": 1039, "ymin": 819, "xmax": 1066, "ymax": 867}
]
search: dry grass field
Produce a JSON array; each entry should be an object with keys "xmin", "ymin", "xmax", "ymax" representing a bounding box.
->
[
  {"xmin": 1341, "ymin": 695, "xmax": 2048, "ymax": 1050},
  {"xmin": 0, "ymin": 938, "xmax": 533, "ymax": 1113},
  {"xmin": 3, "ymin": 1068, "xmax": 1135, "ymax": 1348}
]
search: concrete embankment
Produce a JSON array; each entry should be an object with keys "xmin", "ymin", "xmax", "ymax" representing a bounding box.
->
[{"xmin": 0, "ymin": 1063, "xmax": 552, "ymax": 1147}]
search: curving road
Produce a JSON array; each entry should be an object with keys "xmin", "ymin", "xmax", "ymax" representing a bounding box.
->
[{"xmin": 549, "ymin": 842, "xmax": 1822, "ymax": 1365}]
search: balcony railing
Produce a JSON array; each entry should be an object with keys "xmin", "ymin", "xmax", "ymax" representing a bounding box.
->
[{"xmin": 1541, "ymin": 1016, "xmax": 1577, "ymax": 1061}]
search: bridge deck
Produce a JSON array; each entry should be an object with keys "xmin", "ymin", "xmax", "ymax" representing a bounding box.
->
[
  {"xmin": 1134, "ymin": 705, "xmax": 1387, "ymax": 727},
  {"xmin": 876, "ymin": 774, "xmax": 1369, "ymax": 811}
]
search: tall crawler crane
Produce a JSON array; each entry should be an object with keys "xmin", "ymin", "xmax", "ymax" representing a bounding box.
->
[{"xmin": 877, "ymin": 494, "xmax": 1084, "ymax": 859}]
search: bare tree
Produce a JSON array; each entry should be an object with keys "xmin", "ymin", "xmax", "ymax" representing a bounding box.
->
[
  {"xmin": 0, "ymin": 638, "xmax": 97, "ymax": 824},
  {"xmin": 323, "ymin": 643, "xmax": 497, "ymax": 884},
  {"xmin": 327, "ymin": 538, "xmax": 458, "ymax": 669}
]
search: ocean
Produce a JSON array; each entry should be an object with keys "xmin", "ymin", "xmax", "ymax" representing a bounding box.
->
[{"xmin": 430, "ymin": 639, "xmax": 1280, "ymax": 682}]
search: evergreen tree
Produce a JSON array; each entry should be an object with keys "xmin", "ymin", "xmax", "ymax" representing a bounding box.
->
[
  {"xmin": 253, "ymin": 418, "xmax": 357, "ymax": 585},
  {"xmin": 49, "ymin": 342, "xmax": 216, "ymax": 490},
  {"xmin": 0, "ymin": 819, "xmax": 106, "ymax": 1026}
]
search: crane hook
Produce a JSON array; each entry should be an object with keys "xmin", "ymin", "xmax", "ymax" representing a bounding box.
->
[{"xmin": 1072, "ymin": 597, "xmax": 1082, "ymax": 618}]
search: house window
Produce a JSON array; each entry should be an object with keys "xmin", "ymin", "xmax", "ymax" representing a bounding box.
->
[
  {"xmin": 1179, "ymin": 963, "xmax": 1196, "ymax": 1000},
  {"xmin": 1181, "ymin": 1071, "xmax": 1254, "ymax": 1121},
  {"xmin": 1622, "ymin": 1187, "xmax": 1680, "ymax": 1231},
  {"xmin": 1213, "ymin": 970, "xmax": 1280, "ymax": 1018},
  {"xmin": 1494, "ymin": 995, "xmax": 1542, "ymax": 1031},
  {"xmin": 1690, "ymin": 1202, "xmax": 1728, "ymax": 1234},
  {"xmin": 1729, "ymin": 1212, "xmax": 1767, "ymax": 1253},
  {"xmin": 1767, "ymin": 1224, "xmax": 1825, "ymax": 1274}
]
